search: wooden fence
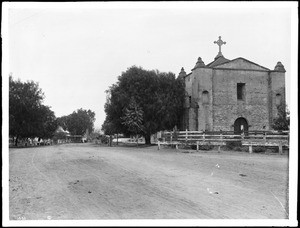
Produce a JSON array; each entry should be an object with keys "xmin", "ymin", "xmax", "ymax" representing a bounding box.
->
[{"xmin": 157, "ymin": 130, "xmax": 289, "ymax": 154}]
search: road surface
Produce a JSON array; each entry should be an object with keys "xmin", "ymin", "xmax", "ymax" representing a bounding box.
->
[{"xmin": 9, "ymin": 143, "xmax": 289, "ymax": 219}]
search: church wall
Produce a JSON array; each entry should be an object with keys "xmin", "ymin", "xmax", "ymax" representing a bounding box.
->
[
  {"xmin": 183, "ymin": 74, "xmax": 193, "ymax": 130},
  {"xmin": 180, "ymin": 52, "xmax": 286, "ymax": 132},
  {"xmin": 185, "ymin": 74, "xmax": 193, "ymax": 99},
  {"xmin": 184, "ymin": 73, "xmax": 199, "ymax": 131},
  {"xmin": 212, "ymin": 69, "xmax": 270, "ymax": 131},
  {"xmin": 191, "ymin": 68, "xmax": 213, "ymax": 131},
  {"xmin": 188, "ymin": 108, "xmax": 197, "ymax": 131},
  {"xmin": 269, "ymin": 71, "xmax": 286, "ymax": 127}
]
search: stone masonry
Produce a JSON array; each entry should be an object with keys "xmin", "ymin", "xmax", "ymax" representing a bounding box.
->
[{"xmin": 178, "ymin": 36, "xmax": 286, "ymax": 132}]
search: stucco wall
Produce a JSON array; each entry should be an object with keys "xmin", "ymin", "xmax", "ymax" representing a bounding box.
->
[
  {"xmin": 212, "ymin": 69, "xmax": 270, "ymax": 131},
  {"xmin": 191, "ymin": 68, "xmax": 213, "ymax": 131},
  {"xmin": 270, "ymin": 71, "xmax": 286, "ymax": 124},
  {"xmin": 181, "ymin": 59, "xmax": 286, "ymax": 132}
]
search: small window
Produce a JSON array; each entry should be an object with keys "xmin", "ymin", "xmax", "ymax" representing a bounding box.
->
[
  {"xmin": 275, "ymin": 93, "xmax": 281, "ymax": 106},
  {"xmin": 237, "ymin": 83, "xmax": 246, "ymax": 100},
  {"xmin": 202, "ymin": 91, "xmax": 209, "ymax": 104}
]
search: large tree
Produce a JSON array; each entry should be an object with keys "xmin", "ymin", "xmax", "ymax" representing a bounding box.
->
[
  {"xmin": 103, "ymin": 66, "xmax": 185, "ymax": 144},
  {"xmin": 9, "ymin": 76, "xmax": 57, "ymax": 145},
  {"xmin": 57, "ymin": 108, "xmax": 95, "ymax": 135},
  {"xmin": 101, "ymin": 120, "xmax": 118, "ymax": 146},
  {"xmin": 37, "ymin": 105, "xmax": 58, "ymax": 139}
]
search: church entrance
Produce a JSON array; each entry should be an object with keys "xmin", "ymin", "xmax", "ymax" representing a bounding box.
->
[{"xmin": 234, "ymin": 117, "xmax": 248, "ymax": 134}]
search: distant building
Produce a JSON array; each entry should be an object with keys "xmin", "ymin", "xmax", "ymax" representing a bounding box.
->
[
  {"xmin": 55, "ymin": 126, "xmax": 70, "ymax": 136},
  {"xmin": 55, "ymin": 126, "xmax": 88, "ymax": 143},
  {"xmin": 178, "ymin": 36, "xmax": 286, "ymax": 133}
]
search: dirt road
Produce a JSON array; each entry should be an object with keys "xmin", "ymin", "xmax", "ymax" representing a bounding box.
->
[{"xmin": 9, "ymin": 143, "xmax": 289, "ymax": 219}]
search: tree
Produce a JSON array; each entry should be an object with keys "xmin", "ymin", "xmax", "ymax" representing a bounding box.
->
[
  {"xmin": 272, "ymin": 103, "xmax": 290, "ymax": 131},
  {"xmin": 57, "ymin": 115, "xmax": 69, "ymax": 131},
  {"xmin": 89, "ymin": 129, "xmax": 102, "ymax": 140},
  {"xmin": 101, "ymin": 119, "xmax": 118, "ymax": 146},
  {"xmin": 103, "ymin": 66, "xmax": 185, "ymax": 144},
  {"xmin": 9, "ymin": 76, "xmax": 57, "ymax": 145},
  {"xmin": 37, "ymin": 105, "xmax": 58, "ymax": 139},
  {"xmin": 121, "ymin": 99, "xmax": 144, "ymax": 146},
  {"xmin": 58, "ymin": 109, "xmax": 96, "ymax": 136}
]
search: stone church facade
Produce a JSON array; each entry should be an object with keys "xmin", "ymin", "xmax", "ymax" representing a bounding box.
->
[{"xmin": 178, "ymin": 36, "xmax": 286, "ymax": 133}]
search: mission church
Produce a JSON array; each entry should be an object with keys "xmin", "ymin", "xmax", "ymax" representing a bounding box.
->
[{"xmin": 178, "ymin": 36, "xmax": 286, "ymax": 133}]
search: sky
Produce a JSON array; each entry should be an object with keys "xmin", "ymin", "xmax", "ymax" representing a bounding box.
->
[{"xmin": 3, "ymin": 1, "xmax": 298, "ymax": 130}]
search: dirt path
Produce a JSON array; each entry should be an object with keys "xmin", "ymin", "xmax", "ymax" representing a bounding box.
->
[{"xmin": 9, "ymin": 143, "xmax": 289, "ymax": 219}]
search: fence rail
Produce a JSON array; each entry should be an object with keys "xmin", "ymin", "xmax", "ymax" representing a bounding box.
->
[{"xmin": 158, "ymin": 130, "xmax": 289, "ymax": 154}]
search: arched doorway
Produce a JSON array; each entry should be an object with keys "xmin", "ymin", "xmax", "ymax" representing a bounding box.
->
[{"xmin": 234, "ymin": 117, "xmax": 248, "ymax": 134}]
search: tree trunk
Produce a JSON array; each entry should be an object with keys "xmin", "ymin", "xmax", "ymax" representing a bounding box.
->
[
  {"xmin": 144, "ymin": 134, "xmax": 151, "ymax": 145},
  {"xmin": 14, "ymin": 136, "xmax": 18, "ymax": 147},
  {"xmin": 109, "ymin": 135, "xmax": 112, "ymax": 147}
]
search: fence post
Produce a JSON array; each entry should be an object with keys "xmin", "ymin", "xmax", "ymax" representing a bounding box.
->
[
  {"xmin": 185, "ymin": 129, "xmax": 188, "ymax": 142},
  {"xmin": 158, "ymin": 140, "xmax": 160, "ymax": 150},
  {"xmin": 185, "ymin": 129, "xmax": 188, "ymax": 146},
  {"xmin": 219, "ymin": 132, "xmax": 223, "ymax": 153},
  {"xmin": 263, "ymin": 132, "xmax": 267, "ymax": 144},
  {"xmin": 249, "ymin": 144, "xmax": 253, "ymax": 153},
  {"xmin": 279, "ymin": 142, "xmax": 283, "ymax": 155},
  {"xmin": 203, "ymin": 133, "xmax": 205, "ymax": 142},
  {"xmin": 196, "ymin": 141, "xmax": 199, "ymax": 152},
  {"xmin": 176, "ymin": 143, "xmax": 178, "ymax": 150}
]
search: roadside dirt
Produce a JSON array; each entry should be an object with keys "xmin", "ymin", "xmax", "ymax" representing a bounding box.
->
[{"xmin": 9, "ymin": 143, "xmax": 289, "ymax": 219}]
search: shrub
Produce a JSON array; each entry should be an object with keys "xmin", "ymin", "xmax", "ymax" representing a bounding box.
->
[
  {"xmin": 266, "ymin": 147, "xmax": 279, "ymax": 153},
  {"xmin": 191, "ymin": 145, "xmax": 196, "ymax": 150},
  {"xmin": 253, "ymin": 146, "xmax": 266, "ymax": 153},
  {"xmin": 241, "ymin": 146, "xmax": 249, "ymax": 152},
  {"xmin": 225, "ymin": 140, "xmax": 242, "ymax": 150},
  {"xmin": 199, "ymin": 144, "xmax": 214, "ymax": 150},
  {"xmin": 233, "ymin": 146, "xmax": 242, "ymax": 151},
  {"xmin": 97, "ymin": 135, "xmax": 109, "ymax": 144},
  {"xmin": 191, "ymin": 144, "xmax": 214, "ymax": 150}
]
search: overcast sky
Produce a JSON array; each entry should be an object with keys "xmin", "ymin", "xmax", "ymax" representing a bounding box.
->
[{"xmin": 3, "ymin": 2, "xmax": 298, "ymax": 130}]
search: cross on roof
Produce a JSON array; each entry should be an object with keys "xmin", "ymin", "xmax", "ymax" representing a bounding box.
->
[{"xmin": 214, "ymin": 36, "xmax": 226, "ymax": 55}]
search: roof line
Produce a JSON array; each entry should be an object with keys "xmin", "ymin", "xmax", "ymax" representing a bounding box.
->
[
  {"xmin": 206, "ymin": 56, "xmax": 230, "ymax": 67},
  {"xmin": 213, "ymin": 57, "xmax": 270, "ymax": 70},
  {"xmin": 212, "ymin": 67, "xmax": 270, "ymax": 72},
  {"xmin": 183, "ymin": 72, "xmax": 192, "ymax": 78}
]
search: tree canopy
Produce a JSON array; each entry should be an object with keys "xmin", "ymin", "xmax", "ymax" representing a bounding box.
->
[
  {"xmin": 57, "ymin": 108, "xmax": 95, "ymax": 135},
  {"xmin": 102, "ymin": 66, "xmax": 185, "ymax": 144},
  {"xmin": 272, "ymin": 103, "xmax": 290, "ymax": 131},
  {"xmin": 36, "ymin": 105, "xmax": 58, "ymax": 139},
  {"xmin": 9, "ymin": 76, "xmax": 58, "ymax": 144}
]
